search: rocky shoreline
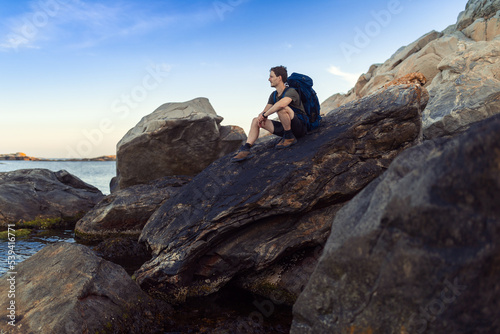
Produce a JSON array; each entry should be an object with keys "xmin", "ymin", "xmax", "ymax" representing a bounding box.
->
[
  {"xmin": 1, "ymin": 0, "xmax": 499, "ymax": 333},
  {"xmin": 0, "ymin": 153, "xmax": 40, "ymax": 161},
  {"xmin": 0, "ymin": 152, "xmax": 116, "ymax": 161}
]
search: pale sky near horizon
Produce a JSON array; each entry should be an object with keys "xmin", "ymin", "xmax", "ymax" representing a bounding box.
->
[{"xmin": 1, "ymin": 0, "xmax": 469, "ymax": 158}]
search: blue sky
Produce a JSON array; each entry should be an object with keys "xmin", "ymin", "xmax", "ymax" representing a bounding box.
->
[{"xmin": 0, "ymin": 0, "xmax": 468, "ymax": 158}]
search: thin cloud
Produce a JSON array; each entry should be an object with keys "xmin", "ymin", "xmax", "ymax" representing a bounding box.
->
[
  {"xmin": 327, "ymin": 65, "xmax": 362, "ymax": 86},
  {"xmin": 0, "ymin": 0, "xmax": 79, "ymax": 50},
  {"xmin": 0, "ymin": 0, "xmax": 215, "ymax": 51}
]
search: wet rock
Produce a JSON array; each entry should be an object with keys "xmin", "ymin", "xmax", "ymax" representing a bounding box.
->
[
  {"xmin": 0, "ymin": 169, "xmax": 103, "ymax": 228},
  {"xmin": 93, "ymin": 237, "xmax": 152, "ymax": 275},
  {"xmin": 291, "ymin": 114, "xmax": 500, "ymax": 334},
  {"xmin": 134, "ymin": 84, "xmax": 427, "ymax": 304},
  {"xmin": 75, "ymin": 175, "xmax": 191, "ymax": 242},
  {"xmin": 0, "ymin": 243, "xmax": 172, "ymax": 334}
]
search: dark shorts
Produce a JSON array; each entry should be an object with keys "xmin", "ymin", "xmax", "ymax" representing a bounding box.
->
[{"xmin": 272, "ymin": 114, "xmax": 307, "ymax": 138}]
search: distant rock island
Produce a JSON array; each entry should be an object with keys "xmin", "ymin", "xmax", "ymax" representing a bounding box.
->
[
  {"xmin": 0, "ymin": 152, "xmax": 40, "ymax": 161},
  {"xmin": 0, "ymin": 152, "xmax": 116, "ymax": 161},
  {"xmin": 66, "ymin": 155, "xmax": 116, "ymax": 162}
]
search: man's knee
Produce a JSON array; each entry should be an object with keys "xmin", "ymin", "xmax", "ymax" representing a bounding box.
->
[
  {"xmin": 277, "ymin": 107, "xmax": 293, "ymax": 120},
  {"xmin": 276, "ymin": 107, "xmax": 287, "ymax": 115},
  {"xmin": 251, "ymin": 117, "xmax": 259, "ymax": 126}
]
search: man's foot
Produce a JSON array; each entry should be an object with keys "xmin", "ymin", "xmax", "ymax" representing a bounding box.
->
[
  {"xmin": 231, "ymin": 146, "xmax": 254, "ymax": 162},
  {"xmin": 275, "ymin": 137, "xmax": 297, "ymax": 149}
]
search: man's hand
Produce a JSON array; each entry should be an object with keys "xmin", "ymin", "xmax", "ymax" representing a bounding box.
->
[{"xmin": 258, "ymin": 112, "xmax": 267, "ymax": 128}]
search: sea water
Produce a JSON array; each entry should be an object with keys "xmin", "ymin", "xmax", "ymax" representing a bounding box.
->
[
  {"xmin": 0, "ymin": 230, "xmax": 75, "ymax": 276},
  {"xmin": 0, "ymin": 160, "xmax": 116, "ymax": 275}
]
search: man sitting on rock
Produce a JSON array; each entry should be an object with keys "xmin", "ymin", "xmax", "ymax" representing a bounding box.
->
[{"xmin": 232, "ymin": 65, "xmax": 307, "ymax": 162}]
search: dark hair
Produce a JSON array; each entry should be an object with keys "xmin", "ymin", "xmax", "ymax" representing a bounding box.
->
[{"xmin": 270, "ymin": 66, "xmax": 288, "ymax": 83}]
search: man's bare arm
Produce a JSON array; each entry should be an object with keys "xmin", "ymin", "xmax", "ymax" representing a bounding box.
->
[
  {"xmin": 261, "ymin": 103, "xmax": 273, "ymax": 115},
  {"xmin": 264, "ymin": 97, "xmax": 292, "ymax": 116},
  {"xmin": 258, "ymin": 104, "xmax": 274, "ymax": 126}
]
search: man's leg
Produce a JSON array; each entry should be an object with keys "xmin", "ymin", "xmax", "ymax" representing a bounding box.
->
[
  {"xmin": 277, "ymin": 107, "xmax": 295, "ymax": 131},
  {"xmin": 275, "ymin": 106, "xmax": 298, "ymax": 149},
  {"xmin": 246, "ymin": 117, "xmax": 275, "ymax": 145},
  {"xmin": 232, "ymin": 117, "xmax": 275, "ymax": 162}
]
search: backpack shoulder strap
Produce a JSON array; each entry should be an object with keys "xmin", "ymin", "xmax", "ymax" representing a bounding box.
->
[{"xmin": 273, "ymin": 87, "xmax": 289, "ymax": 103}]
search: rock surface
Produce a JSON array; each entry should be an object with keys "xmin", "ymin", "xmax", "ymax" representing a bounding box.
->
[
  {"xmin": 75, "ymin": 175, "xmax": 191, "ymax": 241},
  {"xmin": 115, "ymin": 98, "xmax": 246, "ymax": 189},
  {"xmin": 456, "ymin": 0, "xmax": 500, "ymax": 31},
  {"xmin": 0, "ymin": 169, "xmax": 104, "ymax": 227},
  {"xmin": 291, "ymin": 114, "xmax": 500, "ymax": 334},
  {"xmin": 93, "ymin": 237, "xmax": 152, "ymax": 274},
  {"xmin": 0, "ymin": 243, "xmax": 171, "ymax": 334},
  {"xmin": 134, "ymin": 84, "xmax": 428, "ymax": 304},
  {"xmin": 423, "ymin": 39, "xmax": 500, "ymax": 138},
  {"xmin": 323, "ymin": 0, "xmax": 500, "ymax": 139}
]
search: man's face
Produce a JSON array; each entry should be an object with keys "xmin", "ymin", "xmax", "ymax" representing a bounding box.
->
[{"xmin": 269, "ymin": 71, "xmax": 281, "ymax": 88}]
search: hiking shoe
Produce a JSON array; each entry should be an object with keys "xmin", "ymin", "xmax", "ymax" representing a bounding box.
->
[
  {"xmin": 231, "ymin": 148, "xmax": 253, "ymax": 162},
  {"xmin": 275, "ymin": 137, "xmax": 297, "ymax": 149}
]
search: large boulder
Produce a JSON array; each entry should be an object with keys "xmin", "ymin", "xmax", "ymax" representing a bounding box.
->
[
  {"xmin": 369, "ymin": 30, "xmax": 443, "ymax": 88},
  {"xmin": 423, "ymin": 38, "xmax": 500, "ymax": 138},
  {"xmin": 323, "ymin": 0, "xmax": 500, "ymax": 139},
  {"xmin": 320, "ymin": 92, "xmax": 355, "ymax": 114},
  {"xmin": 0, "ymin": 169, "xmax": 103, "ymax": 227},
  {"xmin": 75, "ymin": 175, "xmax": 191, "ymax": 242},
  {"xmin": 291, "ymin": 114, "xmax": 500, "ymax": 334},
  {"xmin": 134, "ymin": 84, "xmax": 428, "ymax": 304},
  {"xmin": 456, "ymin": 0, "xmax": 500, "ymax": 31},
  {"xmin": 115, "ymin": 98, "xmax": 246, "ymax": 189},
  {"xmin": 462, "ymin": 9, "xmax": 500, "ymax": 41},
  {"xmin": 323, "ymin": 30, "xmax": 446, "ymax": 114},
  {"xmin": 0, "ymin": 243, "xmax": 171, "ymax": 334}
]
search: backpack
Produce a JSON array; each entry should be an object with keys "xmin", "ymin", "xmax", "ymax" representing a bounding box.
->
[{"xmin": 273, "ymin": 72, "xmax": 322, "ymax": 132}]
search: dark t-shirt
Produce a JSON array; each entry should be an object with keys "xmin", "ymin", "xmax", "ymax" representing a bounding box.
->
[{"xmin": 267, "ymin": 87, "xmax": 305, "ymax": 115}]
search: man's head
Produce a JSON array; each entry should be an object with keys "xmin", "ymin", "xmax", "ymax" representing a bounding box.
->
[{"xmin": 269, "ymin": 66, "xmax": 287, "ymax": 88}]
